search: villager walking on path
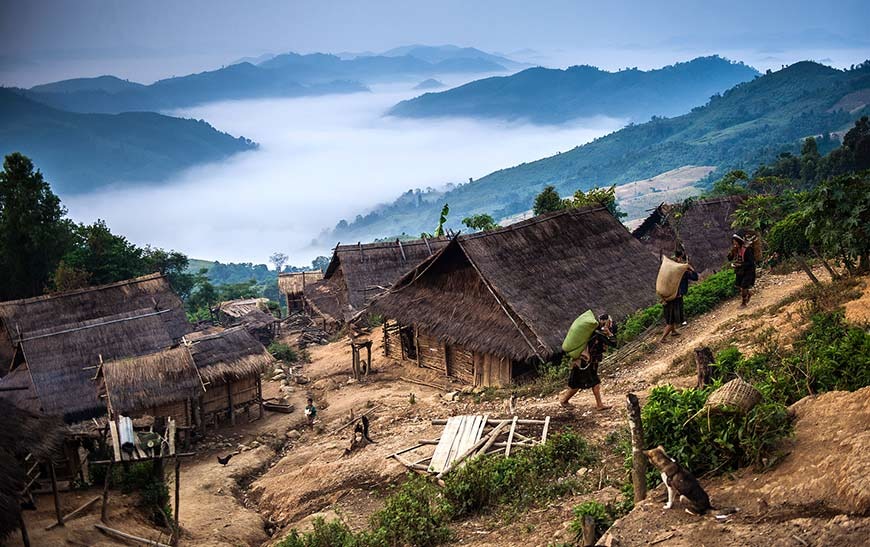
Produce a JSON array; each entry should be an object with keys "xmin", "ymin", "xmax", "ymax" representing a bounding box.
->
[
  {"xmin": 660, "ymin": 249, "xmax": 698, "ymax": 343},
  {"xmin": 560, "ymin": 314, "xmax": 616, "ymax": 410},
  {"xmin": 729, "ymin": 231, "xmax": 757, "ymax": 306}
]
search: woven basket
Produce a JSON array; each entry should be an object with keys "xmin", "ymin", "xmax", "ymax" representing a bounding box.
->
[{"xmin": 705, "ymin": 378, "xmax": 761, "ymax": 414}]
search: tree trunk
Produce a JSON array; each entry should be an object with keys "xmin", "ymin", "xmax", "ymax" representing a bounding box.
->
[
  {"xmin": 811, "ymin": 247, "xmax": 840, "ymax": 279},
  {"xmin": 796, "ymin": 256, "xmax": 820, "ymax": 285},
  {"xmin": 625, "ymin": 393, "xmax": 647, "ymax": 503},
  {"xmin": 694, "ymin": 347, "xmax": 714, "ymax": 389}
]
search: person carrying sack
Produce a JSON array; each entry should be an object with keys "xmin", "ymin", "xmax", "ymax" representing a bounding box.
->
[
  {"xmin": 660, "ymin": 249, "xmax": 698, "ymax": 343},
  {"xmin": 729, "ymin": 232, "xmax": 757, "ymax": 306},
  {"xmin": 559, "ymin": 314, "xmax": 616, "ymax": 410}
]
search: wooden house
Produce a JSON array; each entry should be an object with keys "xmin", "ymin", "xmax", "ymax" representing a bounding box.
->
[
  {"xmin": 185, "ymin": 326, "xmax": 275, "ymax": 429},
  {"xmin": 277, "ymin": 271, "xmax": 324, "ymax": 313},
  {"xmin": 303, "ymin": 237, "xmax": 450, "ymax": 325},
  {"xmin": 0, "ymin": 273, "xmax": 191, "ymax": 423},
  {"xmin": 632, "ymin": 196, "xmax": 745, "ymax": 276},
  {"xmin": 370, "ymin": 207, "xmax": 661, "ymax": 387},
  {"xmin": 213, "ymin": 298, "xmax": 279, "ymax": 344}
]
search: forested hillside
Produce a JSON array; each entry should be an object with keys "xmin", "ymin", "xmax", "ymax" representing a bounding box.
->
[
  {"xmin": 326, "ymin": 61, "xmax": 870, "ymax": 244},
  {"xmin": 0, "ymin": 89, "xmax": 255, "ymax": 194},
  {"xmin": 390, "ymin": 56, "xmax": 758, "ymax": 123}
]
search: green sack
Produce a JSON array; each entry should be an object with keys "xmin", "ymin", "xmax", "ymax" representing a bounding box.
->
[{"xmin": 562, "ymin": 310, "xmax": 598, "ymax": 358}]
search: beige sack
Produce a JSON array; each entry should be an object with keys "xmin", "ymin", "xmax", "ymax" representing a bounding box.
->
[{"xmin": 656, "ymin": 255, "xmax": 690, "ymax": 302}]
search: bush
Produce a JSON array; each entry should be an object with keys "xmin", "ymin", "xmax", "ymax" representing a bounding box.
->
[
  {"xmin": 442, "ymin": 430, "xmax": 596, "ymax": 517},
  {"xmin": 268, "ymin": 342, "xmax": 299, "ymax": 363},
  {"xmin": 276, "ymin": 518, "xmax": 361, "ymax": 547},
  {"xmin": 617, "ymin": 303, "xmax": 663, "ymax": 344},
  {"xmin": 367, "ymin": 475, "xmax": 452, "ymax": 547},
  {"xmin": 111, "ymin": 461, "xmax": 171, "ymax": 525},
  {"xmin": 570, "ymin": 501, "xmax": 614, "ymax": 538}
]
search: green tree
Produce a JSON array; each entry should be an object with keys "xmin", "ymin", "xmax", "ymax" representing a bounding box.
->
[
  {"xmin": 61, "ymin": 220, "xmax": 145, "ymax": 286},
  {"xmin": 800, "ymin": 136, "xmax": 821, "ymax": 184},
  {"xmin": 805, "ymin": 171, "xmax": 870, "ymax": 272},
  {"xmin": 710, "ymin": 170, "xmax": 749, "ymax": 196},
  {"xmin": 461, "ymin": 213, "xmax": 499, "ymax": 232},
  {"xmin": 269, "ymin": 252, "xmax": 288, "ymax": 273},
  {"xmin": 0, "ymin": 153, "xmax": 74, "ymax": 299},
  {"xmin": 566, "ymin": 185, "xmax": 626, "ymax": 219},
  {"xmin": 433, "ymin": 203, "xmax": 450, "ymax": 237},
  {"xmin": 143, "ymin": 247, "xmax": 193, "ymax": 298},
  {"xmin": 311, "ymin": 256, "xmax": 330, "ymax": 272},
  {"xmin": 532, "ymin": 185, "xmax": 565, "ymax": 215}
]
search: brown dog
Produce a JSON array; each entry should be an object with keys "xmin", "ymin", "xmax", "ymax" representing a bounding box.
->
[{"xmin": 643, "ymin": 445, "xmax": 711, "ymax": 515}]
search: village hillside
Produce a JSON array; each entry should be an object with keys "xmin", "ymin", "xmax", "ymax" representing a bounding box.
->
[{"xmin": 0, "ymin": 107, "xmax": 868, "ymax": 547}]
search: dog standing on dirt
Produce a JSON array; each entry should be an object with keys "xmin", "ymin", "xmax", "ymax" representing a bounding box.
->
[{"xmin": 644, "ymin": 445, "xmax": 711, "ymax": 515}]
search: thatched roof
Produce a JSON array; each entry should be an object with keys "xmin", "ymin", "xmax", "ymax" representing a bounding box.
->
[
  {"xmin": 309, "ymin": 237, "xmax": 450, "ymax": 321},
  {"xmin": 102, "ymin": 346, "xmax": 203, "ymax": 415},
  {"xmin": 0, "ymin": 399, "xmax": 64, "ymax": 541},
  {"xmin": 215, "ymin": 298, "xmax": 270, "ymax": 318},
  {"xmin": 632, "ymin": 196, "xmax": 745, "ymax": 276},
  {"xmin": 278, "ymin": 270, "xmax": 324, "ymax": 295},
  {"xmin": 0, "ymin": 274, "xmax": 191, "ymax": 422},
  {"xmin": 186, "ymin": 326, "xmax": 275, "ymax": 385},
  {"xmin": 370, "ymin": 207, "xmax": 661, "ymax": 362}
]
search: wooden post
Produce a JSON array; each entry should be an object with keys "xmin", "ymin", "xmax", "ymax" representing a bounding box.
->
[
  {"xmin": 19, "ymin": 511, "xmax": 30, "ymax": 547},
  {"xmin": 172, "ymin": 456, "xmax": 181, "ymax": 546},
  {"xmin": 414, "ymin": 326, "xmax": 422, "ymax": 368},
  {"xmin": 100, "ymin": 461, "xmax": 113, "ymax": 523},
  {"xmin": 366, "ymin": 343, "xmax": 371, "ymax": 376},
  {"xmin": 694, "ymin": 346, "xmax": 714, "ymax": 389},
  {"xmin": 581, "ymin": 515, "xmax": 597, "ymax": 547},
  {"xmin": 256, "ymin": 376, "xmax": 264, "ymax": 419},
  {"xmin": 227, "ymin": 383, "xmax": 235, "ymax": 426},
  {"xmin": 626, "ymin": 393, "xmax": 647, "ymax": 503},
  {"xmin": 796, "ymin": 256, "xmax": 820, "ymax": 285},
  {"xmin": 49, "ymin": 461, "xmax": 64, "ymax": 527}
]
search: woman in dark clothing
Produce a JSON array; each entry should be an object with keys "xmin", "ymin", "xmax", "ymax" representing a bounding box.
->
[
  {"xmin": 560, "ymin": 314, "xmax": 617, "ymax": 410},
  {"xmin": 660, "ymin": 249, "xmax": 699, "ymax": 343},
  {"xmin": 729, "ymin": 233, "xmax": 757, "ymax": 306}
]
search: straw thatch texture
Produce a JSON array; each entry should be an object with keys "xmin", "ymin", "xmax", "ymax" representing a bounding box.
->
[
  {"xmin": 0, "ymin": 399, "xmax": 64, "ymax": 541},
  {"xmin": 0, "ymin": 366, "xmax": 41, "ymax": 414},
  {"xmin": 303, "ymin": 273, "xmax": 351, "ymax": 323},
  {"xmin": 372, "ymin": 207, "xmax": 661, "ymax": 362},
  {"xmin": 186, "ymin": 326, "xmax": 275, "ymax": 385},
  {"xmin": 102, "ymin": 346, "xmax": 203, "ymax": 415},
  {"xmin": 278, "ymin": 271, "xmax": 324, "ymax": 295},
  {"xmin": 216, "ymin": 298, "xmax": 270, "ymax": 318},
  {"xmin": 322, "ymin": 237, "xmax": 450, "ymax": 312},
  {"xmin": 633, "ymin": 196, "xmax": 745, "ymax": 276},
  {"xmin": 0, "ymin": 274, "xmax": 191, "ymax": 422}
]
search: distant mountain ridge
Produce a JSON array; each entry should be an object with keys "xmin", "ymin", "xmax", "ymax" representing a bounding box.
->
[
  {"xmin": 389, "ymin": 56, "xmax": 760, "ymax": 124},
  {"xmin": 326, "ymin": 61, "xmax": 870, "ymax": 244},
  {"xmin": 379, "ymin": 44, "xmax": 529, "ymax": 70},
  {"xmin": 0, "ymin": 88, "xmax": 255, "ymax": 194},
  {"xmin": 20, "ymin": 47, "xmax": 519, "ymax": 115}
]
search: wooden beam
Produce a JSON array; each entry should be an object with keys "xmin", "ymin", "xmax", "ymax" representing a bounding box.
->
[
  {"xmin": 49, "ymin": 462, "xmax": 63, "ymax": 527},
  {"xmin": 541, "ymin": 416, "xmax": 551, "ymax": 444},
  {"xmin": 474, "ymin": 420, "xmax": 510, "ymax": 458},
  {"xmin": 400, "ymin": 376, "xmax": 445, "ymax": 390},
  {"xmin": 100, "ymin": 461, "xmax": 113, "ymax": 523},
  {"xmin": 172, "ymin": 457, "xmax": 181, "ymax": 546},
  {"xmin": 45, "ymin": 496, "xmax": 100, "ymax": 530},
  {"xmin": 256, "ymin": 377, "xmax": 264, "ymax": 420},
  {"xmin": 626, "ymin": 393, "xmax": 647, "ymax": 503},
  {"xmin": 505, "ymin": 416, "xmax": 519, "ymax": 457},
  {"xmin": 19, "ymin": 512, "xmax": 30, "ymax": 547},
  {"xmin": 95, "ymin": 524, "xmax": 172, "ymax": 547},
  {"xmin": 432, "ymin": 418, "xmax": 547, "ymax": 426}
]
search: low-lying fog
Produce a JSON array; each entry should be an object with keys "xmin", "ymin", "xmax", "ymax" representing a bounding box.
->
[{"xmin": 64, "ymin": 79, "xmax": 623, "ymax": 264}]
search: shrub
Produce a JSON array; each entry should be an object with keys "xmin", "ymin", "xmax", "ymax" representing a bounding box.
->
[
  {"xmin": 367, "ymin": 474, "xmax": 452, "ymax": 547},
  {"xmin": 570, "ymin": 501, "xmax": 614, "ymax": 538},
  {"xmin": 112, "ymin": 461, "xmax": 171, "ymax": 525},
  {"xmin": 442, "ymin": 430, "xmax": 596, "ymax": 517},
  {"xmin": 276, "ymin": 518, "xmax": 361, "ymax": 547},
  {"xmin": 617, "ymin": 303, "xmax": 663, "ymax": 344},
  {"xmin": 268, "ymin": 342, "xmax": 298, "ymax": 363}
]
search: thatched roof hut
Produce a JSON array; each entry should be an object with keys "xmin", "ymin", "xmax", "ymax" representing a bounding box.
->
[
  {"xmin": 632, "ymin": 196, "xmax": 745, "ymax": 276},
  {"xmin": 306, "ymin": 237, "xmax": 450, "ymax": 322},
  {"xmin": 278, "ymin": 271, "xmax": 324, "ymax": 295},
  {"xmin": 370, "ymin": 207, "xmax": 660, "ymax": 364},
  {"xmin": 214, "ymin": 297, "xmax": 270, "ymax": 319},
  {"xmin": 0, "ymin": 399, "xmax": 63, "ymax": 541},
  {"xmin": 186, "ymin": 326, "xmax": 275, "ymax": 386},
  {"xmin": 101, "ymin": 346, "xmax": 204, "ymax": 417},
  {"xmin": 0, "ymin": 274, "xmax": 191, "ymax": 422},
  {"xmin": 213, "ymin": 297, "xmax": 278, "ymax": 343}
]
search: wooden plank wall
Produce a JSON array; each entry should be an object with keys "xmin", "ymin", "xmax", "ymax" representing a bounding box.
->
[
  {"xmin": 417, "ymin": 331, "xmax": 447, "ymax": 372},
  {"xmin": 201, "ymin": 380, "xmax": 229, "ymax": 415},
  {"xmin": 231, "ymin": 375, "xmax": 258, "ymax": 405},
  {"xmin": 473, "ymin": 352, "xmax": 512, "ymax": 388},
  {"xmin": 383, "ymin": 320, "xmax": 402, "ymax": 359},
  {"xmin": 149, "ymin": 400, "xmax": 190, "ymax": 427},
  {"xmin": 446, "ymin": 343, "xmax": 475, "ymax": 384}
]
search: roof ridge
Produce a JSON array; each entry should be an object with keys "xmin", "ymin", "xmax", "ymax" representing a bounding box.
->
[
  {"xmin": 0, "ymin": 273, "xmax": 166, "ymax": 308},
  {"xmin": 335, "ymin": 237, "xmax": 449, "ymax": 252},
  {"xmin": 459, "ymin": 205, "xmax": 606, "ymax": 242}
]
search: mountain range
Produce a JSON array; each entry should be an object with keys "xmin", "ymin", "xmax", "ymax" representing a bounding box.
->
[
  {"xmin": 18, "ymin": 47, "xmax": 518, "ymax": 115},
  {"xmin": 389, "ymin": 56, "xmax": 760, "ymax": 124},
  {"xmin": 327, "ymin": 61, "xmax": 870, "ymax": 243},
  {"xmin": 0, "ymin": 89, "xmax": 255, "ymax": 194}
]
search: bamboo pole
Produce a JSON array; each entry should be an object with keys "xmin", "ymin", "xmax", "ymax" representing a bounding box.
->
[
  {"xmin": 49, "ymin": 462, "xmax": 64, "ymax": 527},
  {"xmin": 431, "ymin": 418, "xmax": 547, "ymax": 426},
  {"xmin": 626, "ymin": 393, "xmax": 647, "ymax": 503},
  {"xmin": 504, "ymin": 416, "xmax": 519, "ymax": 457},
  {"xmin": 474, "ymin": 420, "xmax": 510, "ymax": 458},
  {"xmin": 95, "ymin": 524, "xmax": 172, "ymax": 547},
  {"xmin": 45, "ymin": 496, "xmax": 100, "ymax": 530},
  {"xmin": 100, "ymin": 461, "xmax": 113, "ymax": 523},
  {"xmin": 172, "ymin": 457, "xmax": 181, "ymax": 546},
  {"xmin": 19, "ymin": 513, "xmax": 30, "ymax": 547}
]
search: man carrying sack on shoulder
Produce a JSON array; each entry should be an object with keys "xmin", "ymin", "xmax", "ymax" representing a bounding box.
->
[
  {"xmin": 559, "ymin": 314, "xmax": 616, "ymax": 411},
  {"xmin": 660, "ymin": 249, "xmax": 698, "ymax": 343}
]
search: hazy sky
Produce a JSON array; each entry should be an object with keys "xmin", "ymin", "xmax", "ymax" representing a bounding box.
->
[{"xmin": 2, "ymin": 0, "xmax": 868, "ymax": 85}]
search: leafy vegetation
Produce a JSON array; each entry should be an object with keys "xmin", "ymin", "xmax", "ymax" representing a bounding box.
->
[
  {"xmin": 461, "ymin": 213, "xmax": 498, "ymax": 232},
  {"xmin": 0, "ymin": 89, "xmax": 255, "ymax": 194},
  {"xmin": 278, "ymin": 432, "xmax": 596, "ymax": 547},
  {"xmin": 570, "ymin": 501, "xmax": 616, "ymax": 539}
]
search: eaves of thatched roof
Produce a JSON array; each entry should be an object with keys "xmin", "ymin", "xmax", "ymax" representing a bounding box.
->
[
  {"xmin": 102, "ymin": 346, "xmax": 204, "ymax": 415},
  {"xmin": 186, "ymin": 326, "xmax": 275, "ymax": 385},
  {"xmin": 278, "ymin": 270, "xmax": 324, "ymax": 295},
  {"xmin": 216, "ymin": 297, "xmax": 270, "ymax": 318},
  {"xmin": 371, "ymin": 207, "xmax": 661, "ymax": 362},
  {"xmin": 321, "ymin": 237, "xmax": 451, "ymax": 312},
  {"xmin": 633, "ymin": 196, "xmax": 745, "ymax": 275}
]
